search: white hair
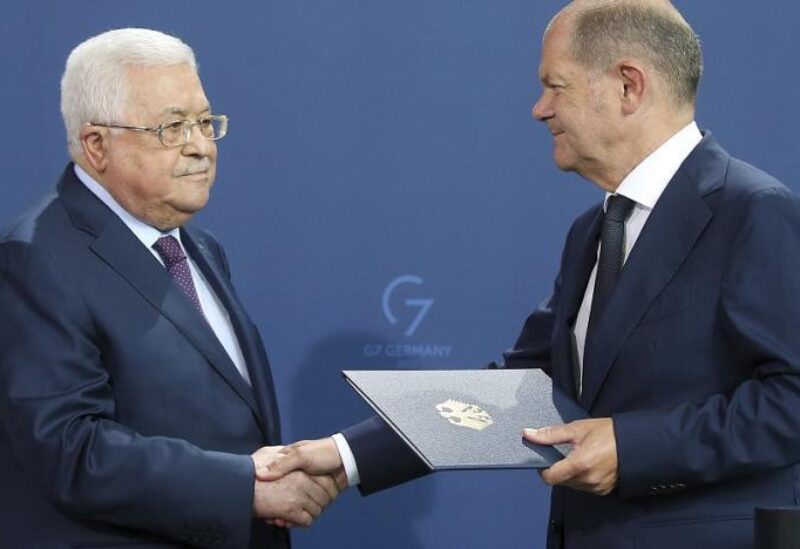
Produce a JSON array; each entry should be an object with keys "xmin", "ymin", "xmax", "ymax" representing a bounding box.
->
[{"xmin": 60, "ymin": 28, "xmax": 197, "ymax": 157}]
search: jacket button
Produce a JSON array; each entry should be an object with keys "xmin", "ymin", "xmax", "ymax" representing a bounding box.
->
[{"xmin": 549, "ymin": 519, "xmax": 562, "ymax": 533}]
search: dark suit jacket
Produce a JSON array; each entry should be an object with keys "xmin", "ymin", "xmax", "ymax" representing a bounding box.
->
[
  {"xmin": 0, "ymin": 165, "xmax": 287, "ymax": 548},
  {"xmin": 344, "ymin": 134, "xmax": 800, "ymax": 549}
]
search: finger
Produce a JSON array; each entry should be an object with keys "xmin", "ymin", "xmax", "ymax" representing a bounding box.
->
[
  {"xmin": 302, "ymin": 475, "xmax": 333, "ymax": 509},
  {"xmin": 253, "ymin": 444, "xmax": 284, "ymax": 461},
  {"xmin": 256, "ymin": 459, "xmax": 285, "ymax": 482},
  {"xmin": 268, "ymin": 518, "xmax": 299, "ymax": 529},
  {"xmin": 255, "ymin": 468, "xmax": 273, "ymax": 482},
  {"xmin": 252, "ymin": 446, "xmax": 289, "ymax": 481},
  {"xmin": 252, "ymin": 447, "xmax": 281, "ymax": 480},
  {"xmin": 255, "ymin": 460, "xmax": 279, "ymax": 482},
  {"xmin": 282, "ymin": 440, "xmax": 310, "ymax": 453},
  {"xmin": 310, "ymin": 474, "xmax": 340, "ymax": 501},
  {"xmin": 333, "ymin": 468, "xmax": 348, "ymax": 491},
  {"xmin": 260, "ymin": 453, "xmax": 305, "ymax": 481},
  {"xmin": 539, "ymin": 455, "xmax": 580, "ymax": 486},
  {"xmin": 288, "ymin": 509, "xmax": 314, "ymax": 528},
  {"xmin": 523, "ymin": 424, "xmax": 573, "ymax": 445},
  {"xmin": 299, "ymin": 494, "xmax": 323, "ymax": 520}
]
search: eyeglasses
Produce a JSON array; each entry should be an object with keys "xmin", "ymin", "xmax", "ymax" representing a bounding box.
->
[{"xmin": 88, "ymin": 114, "xmax": 228, "ymax": 147}]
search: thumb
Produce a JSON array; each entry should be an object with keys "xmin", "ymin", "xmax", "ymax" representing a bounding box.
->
[
  {"xmin": 257, "ymin": 453, "xmax": 302, "ymax": 481},
  {"xmin": 523, "ymin": 424, "xmax": 572, "ymax": 446}
]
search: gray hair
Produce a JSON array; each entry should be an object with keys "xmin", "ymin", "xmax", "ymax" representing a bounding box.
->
[
  {"xmin": 569, "ymin": 1, "xmax": 703, "ymax": 108},
  {"xmin": 60, "ymin": 28, "xmax": 197, "ymax": 157}
]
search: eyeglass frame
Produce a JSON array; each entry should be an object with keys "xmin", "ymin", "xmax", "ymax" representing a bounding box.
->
[{"xmin": 87, "ymin": 114, "xmax": 228, "ymax": 147}]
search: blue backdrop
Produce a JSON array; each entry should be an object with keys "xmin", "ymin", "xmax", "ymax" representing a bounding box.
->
[{"xmin": 1, "ymin": 1, "xmax": 797, "ymax": 547}]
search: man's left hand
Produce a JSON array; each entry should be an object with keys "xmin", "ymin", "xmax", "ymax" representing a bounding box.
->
[{"xmin": 523, "ymin": 418, "xmax": 618, "ymax": 496}]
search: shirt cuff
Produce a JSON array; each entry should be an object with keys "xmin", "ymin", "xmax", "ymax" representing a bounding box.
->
[{"xmin": 331, "ymin": 433, "xmax": 361, "ymax": 488}]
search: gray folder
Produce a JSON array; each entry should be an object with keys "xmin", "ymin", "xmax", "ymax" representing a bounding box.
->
[{"xmin": 343, "ymin": 368, "xmax": 587, "ymax": 470}]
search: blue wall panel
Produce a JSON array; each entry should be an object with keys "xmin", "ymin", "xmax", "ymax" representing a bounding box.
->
[{"xmin": 1, "ymin": 1, "xmax": 797, "ymax": 547}]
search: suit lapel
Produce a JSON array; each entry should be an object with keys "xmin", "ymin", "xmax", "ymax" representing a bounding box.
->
[
  {"xmin": 90, "ymin": 222, "xmax": 263, "ymax": 421},
  {"xmin": 563, "ymin": 209, "xmax": 604, "ymax": 325},
  {"xmin": 58, "ymin": 167, "xmax": 263, "ymax": 423},
  {"xmin": 551, "ymin": 208, "xmax": 603, "ymax": 400},
  {"xmin": 182, "ymin": 229, "xmax": 281, "ymax": 443},
  {"xmin": 579, "ymin": 167, "xmax": 714, "ymax": 410}
]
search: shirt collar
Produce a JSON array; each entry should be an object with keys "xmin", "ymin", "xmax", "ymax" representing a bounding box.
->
[
  {"xmin": 73, "ymin": 164, "xmax": 182, "ymax": 249},
  {"xmin": 605, "ymin": 121, "xmax": 702, "ymax": 211}
]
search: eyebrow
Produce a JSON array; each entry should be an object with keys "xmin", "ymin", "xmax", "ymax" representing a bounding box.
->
[
  {"xmin": 539, "ymin": 72, "xmax": 566, "ymax": 87},
  {"xmin": 538, "ymin": 67, "xmax": 551, "ymax": 84},
  {"xmin": 158, "ymin": 105, "xmax": 212, "ymax": 118}
]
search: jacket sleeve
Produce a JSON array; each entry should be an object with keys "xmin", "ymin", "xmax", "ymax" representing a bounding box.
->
[
  {"xmin": 613, "ymin": 186, "xmax": 800, "ymax": 498},
  {"xmin": 0, "ymin": 241, "xmax": 255, "ymax": 548},
  {"xmin": 341, "ymin": 416, "xmax": 431, "ymax": 496},
  {"xmin": 497, "ymin": 291, "xmax": 558, "ymax": 373}
]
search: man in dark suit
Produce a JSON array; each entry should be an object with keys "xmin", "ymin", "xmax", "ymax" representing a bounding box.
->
[
  {"xmin": 265, "ymin": 1, "xmax": 800, "ymax": 547},
  {"xmin": 0, "ymin": 28, "xmax": 339, "ymax": 547}
]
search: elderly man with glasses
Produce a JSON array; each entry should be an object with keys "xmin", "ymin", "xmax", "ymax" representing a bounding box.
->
[{"xmin": 0, "ymin": 28, "xmax": 341, "ymax": 548}]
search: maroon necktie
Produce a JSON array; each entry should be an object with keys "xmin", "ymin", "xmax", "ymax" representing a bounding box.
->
[{"xmin": 153, "ymin": 235, "xmax": 204, "ymax": 314}]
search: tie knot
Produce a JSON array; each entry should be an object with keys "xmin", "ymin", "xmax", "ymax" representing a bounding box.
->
[
  {"xmin": 152, "ymin": 235, "xmax": 186, "ymax": 269},
  {"xmin": 605, "ymin": 195, "xmax": 635, "ymax": 223}
]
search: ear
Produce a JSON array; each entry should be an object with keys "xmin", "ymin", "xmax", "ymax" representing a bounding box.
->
[
  {"xmin": 617, "ymin": 61, "xmax": 647, "ymax": 115},
  {"xmin": 79, "ymin": 124, "xmax": 111, "ymax": 173}
]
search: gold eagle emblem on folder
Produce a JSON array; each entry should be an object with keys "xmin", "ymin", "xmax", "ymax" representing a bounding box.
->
[{"xmin": 436, "ymin": 399, "xmax": 494, "ymax": 431}]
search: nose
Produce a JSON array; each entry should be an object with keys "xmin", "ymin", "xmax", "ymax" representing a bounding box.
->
[
  {"xmin": 182, "ymin": 123, "xmax": 213, "ymax": 157},
  {"xmin": 532, "ymin": 91, "xmax": 553, "ymax": 122}
]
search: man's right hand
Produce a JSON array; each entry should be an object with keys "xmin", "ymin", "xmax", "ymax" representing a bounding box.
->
[
  {"xmin": 258, "ymin": 437, "xmax": 347, "ymax": 489},
  {"xmin": 251, "ymin": 470, "xmax": 339, "ymax": 528}
]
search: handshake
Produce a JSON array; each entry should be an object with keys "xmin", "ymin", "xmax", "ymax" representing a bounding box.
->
[
  {"xmin": 247, "ymin": 418, "xmax": 620, "ymax": 528},
  {"xmin": 250, "ymin": 437, "xmax": 345, "ymax": 528}
]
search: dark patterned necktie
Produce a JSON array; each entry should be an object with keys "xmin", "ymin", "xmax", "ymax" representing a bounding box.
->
[
  {"xmin": 588, "ymin": 194, "xmax": 636, "ymax": 327},
  {"xmin": 153, "ymin": 235, "xmax": 204, "ymax": 314}
]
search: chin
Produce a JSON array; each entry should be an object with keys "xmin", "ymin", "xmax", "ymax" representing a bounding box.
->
[
  {"xmin": 552, "ymin": 144, "xmax": 575, "ymax": 169},
  {"xmin": 553, "ymin": 155, "xmax": 578, "ymax": 173},
  {"xmin": 186, "ymin": 197, "xmax": 210, "ymax": 213},
  {"xmin": 171, "ymin": 194, "xmax": 210, "ymax": 219}
]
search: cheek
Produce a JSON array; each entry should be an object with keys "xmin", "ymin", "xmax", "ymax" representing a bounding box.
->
[
  {"xmin": 554, "ymin": 98, "xmax": 581, "ymax": 127},
  {"xmin": 129, "ymin": 155, "xmax": 182, "ymax": 202}
]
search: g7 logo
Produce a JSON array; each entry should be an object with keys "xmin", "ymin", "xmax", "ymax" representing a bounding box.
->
[{"xmin": 381, "ymin": 275, "xmax": 434, "ymax": 337}]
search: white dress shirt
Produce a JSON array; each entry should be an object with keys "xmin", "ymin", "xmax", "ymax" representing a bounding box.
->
[
  {"xmin": 74, "ymin": 164, "xmax": 251, "ymax": 386},
  {"xmin": 572, "ymin": 122, "xmax": 703, "ymax": 394}
]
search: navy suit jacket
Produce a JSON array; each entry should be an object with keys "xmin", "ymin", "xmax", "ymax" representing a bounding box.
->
[
  {"xmin": 0, "ymin": 165, "xmax": 287, "ymax": 548},
  {"xmin": 344, "ymin": 134, "xmax": 800, "ymax": 549}
]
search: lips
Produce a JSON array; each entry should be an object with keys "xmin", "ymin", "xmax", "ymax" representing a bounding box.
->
[
  {"xmin": 177, "ymin": 165, "xmax": 211, "ymax": 177},
  {"xmin": 177, "ymin": 159, "xmax": 212, "ymax": 177}
]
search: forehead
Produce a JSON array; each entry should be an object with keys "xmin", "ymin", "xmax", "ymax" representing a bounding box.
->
[
  {"xmin": 124, "ymin": 63, "xmax": 209, "ymax": 119},
  {"xmin": 538, "ymin": 18, "xmax": 580, "ymax": 82}
]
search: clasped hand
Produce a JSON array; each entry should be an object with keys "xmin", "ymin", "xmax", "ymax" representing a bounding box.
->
[{"xmin": 250, "ymin": 439, "xmax": 346, "ymax": 528}]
